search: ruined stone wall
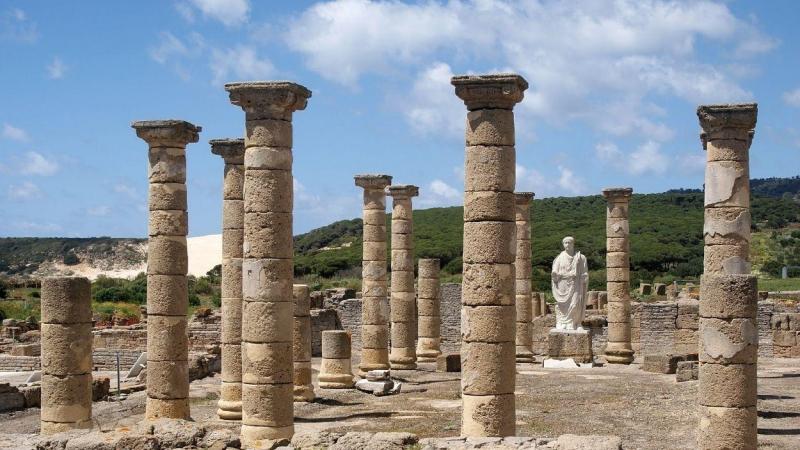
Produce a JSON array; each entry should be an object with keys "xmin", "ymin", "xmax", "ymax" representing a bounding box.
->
[
  {"xmin": 0, "ymin": 355, "xmax": 40, "ymax": 371},
  {"xmin": 771, "ymin": 312, "xmax": 800, "ymax": 358},
  {"xmin": 335, "ymin": 299, "xmax": 362, "ymax": 352},
  {"xmin": 311, "ymin": 308, "xmax": 340, "ymax": 356},
  {"xmin": 758, "ymin": 301, "xmax": 775, "ymax": 357},
  {"xmin": 440, "ymin": 283, "xmax": 461, "ymax": 354}
]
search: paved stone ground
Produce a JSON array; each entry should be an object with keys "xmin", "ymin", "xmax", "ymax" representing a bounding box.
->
[{"xmin": 0, "ymin": 357, "xmax": 797, "ymax": 449}]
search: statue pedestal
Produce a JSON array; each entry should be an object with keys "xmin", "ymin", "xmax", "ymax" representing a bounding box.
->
[{"xmin": 547, "ymin": 329, "xmax": 593, "ymax": 364}]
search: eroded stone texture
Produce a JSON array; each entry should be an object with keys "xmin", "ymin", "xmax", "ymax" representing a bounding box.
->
[
  {"xmin": 355, "ymin": 174, "xmax": 392, "ymax": 376},
  {"xmin": 387, "ymin": 184, "xmax": 419, "ymax": 370},
  {"xmin": 227, "ymin": 81, "xmax": 310, "ymax": 445},
  {"xmin": 602, "ymin": 188, "xmax": 634, "ymax": 364},
  {"xmin": 452, "ymin": 73, "xmax": 527, "ymax": 437},
  {"xmin": 210, "ymin": 138, "xmax": 244, "ymax": 420},
  {"xmin": 697, "ymin": 103, "xmax": 757, "ymax": 450},
  {"xmin": 318, "ymin": 330, "xmax": 355, "ymax": 389},
  {"xmin": 514, "ymin": 192, "xmax": 535, "ymax": 363},
  {"xmin": 417, "ymin": 258, "xmax": 442, "ymax": 362},
  {"xmin": 40, "ymin": 277, "xmax": 93, "ymax": 434},
  {"xmin": 293, "ymin": 284, "xmax": 315, "ymax": 402},
  {"xmin": 133, "ymin": 120, "xmax": 200, "ymax": 420}
]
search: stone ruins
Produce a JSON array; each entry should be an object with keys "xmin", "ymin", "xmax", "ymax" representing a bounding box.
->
[{"xmin": 1, "ymin": 73, "xmax": 798, "ymax": 450}]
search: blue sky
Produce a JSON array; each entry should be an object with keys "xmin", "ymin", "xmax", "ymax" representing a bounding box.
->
[{"xmin": 1, "ymin": 0, "xmax": 798, "ymax": 238}]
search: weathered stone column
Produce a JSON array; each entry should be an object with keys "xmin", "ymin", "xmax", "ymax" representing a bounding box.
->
[
  {"xmin": 40, "ymin": 277, "xmax": 92, "ymax": 434},
  {"xmin": 318, "ymin": 330, "xmax": 356, "ymax": 389},
  {"xmin": 514, "ymin": 192, "xmax": 535, "ymax": 363},
  {"xmin": 388, "ymin": 184, "xmax": 419, "ymax": 370},
  {"xmin": 531, "ymin": 291, "xmax": 541, "ymax": 318},
  {"xmin": 226, "ymin": 81, "xmax": 311, "ymax": 444},
  {"xmin": 211, "ymin": 138, "xmax": 245, "ymax": 420},
  {"xmin": 293, "ymin": 284, "xmax": 315, "ymax": 402},
  {"xmin": 416, "ymin": 258, "xmax": 441, "ymax": 362},
  {"xmin": 133, "ymin": 120, "xmax": 200, "ymax": 419},
  {"xmin": 602, "ymin": 187, "xmax": 635, "ymax": 365},
  {"xmin": 697, "ymin": 103, "xmax": 758, "ymax": 450},
  {"xmin": 452, "ymin": 73, "xmax": 527, "ymax": 437},
  {"xmin": 354, "ymin": 174, "xmax": 392, "ymax": 376}
]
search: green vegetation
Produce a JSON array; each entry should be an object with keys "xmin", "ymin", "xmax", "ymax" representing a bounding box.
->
[
  {"xmin": 757, "ymin": 278, "xmax": 800, "ymax": 292},
  {"xmin": 0, "ymin": 237, "xmax": 144, "ymax": 275}
]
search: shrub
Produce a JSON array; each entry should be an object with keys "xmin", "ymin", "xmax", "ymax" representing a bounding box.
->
[{"xmin": 63, "ymin": 253, "xmax": 80, "ymax": 266}]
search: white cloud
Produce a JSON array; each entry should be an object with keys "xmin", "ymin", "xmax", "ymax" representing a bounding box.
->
[
  {"xmin": 516, "ymin": 163, "xmax": 587, "ymax": 197},
  {"xmin": 210, "ymin": 45, "xmax": 274, "ymax": 85},
  {"xmin": 294, "ymin": 178, "xmax": 359, "ymax": 225},
  {"xmin": 149, "ymin": 31, "xmax": 190, "ymax": 64},
  {"xmin": 2, "ymin": 123, "xmax": 29, "ymax": 142},
  {"xmin": 676, "ymin": 152, "xmax": 706, "ymax": 172},
  {"xmin": 516, "ymin": 164, "xmax": 547, "ymax": 194},
  {"xmin": 46, "ymin": 57, "xmax": 67, "ymax": 79},
  {"xmin": 113, "ymin": 183, "xmax": 139, "ymax": 199},
  {"xmin": 429, "ymin": 179, "xmax": 460, "ymax": 199},
  {"xmin": 11, "ymin": 220, "xmax": 62, "ymax": 234},
  {"xmin": 87, "ymin": 205, "xmax": 111, "ymax": 217},
  {"xmin": 596, "ymin": 140, "xmax": 668, "ymax": 175},
  {"xmin": 405, "ymin": 62, "xmax": 462, "ymax": 137},
  {"xmin": 595, "ymin": 142, "xmax": 623, "ymax": 161},
  {"xmin": 149, "ymin": 31, "xmax": 206, "ymax": 81},
  {"xmin": 20, "ymin": 151, "xmax": 58, "ymax": 176},
  {"xmin": 557, "ymin": 165, "xmax": 588, "ymax": 195},
  {"xmin": 782, "ymin": 88, "xmax": 800, "ymax": 108},
  {"xmin": 185, "ymin": 0, "xmax": 250, "ymax": 27},
  {"xmin": 418, "ymin": 178, "xmax": 462, "ymax": 208},
  {"xmin": 1, "ymin": 8, "xmax": 38, "ymax": 43},
  {"xmin": 8, "ymin": 181, "xmax": 41, "ymax": 200}
]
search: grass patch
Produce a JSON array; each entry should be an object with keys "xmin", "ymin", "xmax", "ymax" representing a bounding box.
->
[
  {"xmin": 0, "ymin": 298, "xmax": 40, "ymax": 321},
  {"xmin": 758, "ymin": 278, "xmax": 800, "ymax": 292}
]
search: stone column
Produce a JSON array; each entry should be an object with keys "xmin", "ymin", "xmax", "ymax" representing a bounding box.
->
[
  {"xmin": 602, "ymin": 187, "xmax": 634, "ymax": 365},
  {"xmin": 226, "ymin": 81, "xmax": 311, "ymax": 445},
  {"xmin": 354, "ymin": 174, "xmax": 392, "ymax": 376},
  {"xmin": 697, "ymin": 103, "xmax": 758, "ymax": 450},
  {"xmin": 318, "ymin": 330, "xmax": 355, "ymax": 388},
  {"xmin": 133, "ymin": 120, "xmax": 200, "ymax": 419},
  {"xmin": 40, "ymin": 277, "xmax": 92, "ymax": 434},
  {"xmin": 452, "ymin": 73, "xmax": 527, "ymax": 437},
  {"xmin": 388, "ymin": 184, "xmax": 419, "ymax": 370},
  {"xmin": 514, "ymin": 192, "xmax": 535, "ymax": 363},
  {"xmin": 210, "ymin": 138, "xmax": 245, "ymax": 420},
  {"xmin": 531, "ymin": 291, "xmax": 541, "ymax": 318},
  {"xmin": 293, "ymin": 284, "xmax": 315, "ymax": 402},
  {"xmin": 416, "ymin": 258, "xmax": 441, "ymax": 362}
]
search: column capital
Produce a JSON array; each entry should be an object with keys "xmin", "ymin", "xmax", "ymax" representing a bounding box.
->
[
  {"xmin": 387, "ymin": 184, "xmax": 419, "ymax": 199},
  {"xmin": 697, "ymin": 103, "xmax": 757, "ymax": 140},
  {"xmin": 225, "ymin": 81, "xmax": 311, "ymax": 120},
  {"xmin": 210, "ymin": 138, "xmax": 245, "ymax": 164},
  {"xmin": 354, "ymin": 174, "xmax": 392, "ymax": 190},
  {"xmin": 451, "ymin": 73, "xmax": 528, "ymax": 110},
  {"xmin": 132, "ymin": 120, "xmax": 201, "ymax": 147},
  {"xmin": 602, "ymin": 187, "xmax": 633, "ymax": 202},
  {"xmin": 514, "ymin": 192, "xmax": 535, "ymax": 205}
]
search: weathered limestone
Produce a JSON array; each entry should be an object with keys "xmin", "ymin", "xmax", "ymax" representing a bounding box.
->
[
  {"xmin": 133, "ymin": 120, "xmax": 200, "ymax": 419},
  {"xmin": 40, "ymin": 277, "xmax": 93, "ymax": 434},
  {"xmin": 514, "ymin": 192, "xmax": 535, "ymax": 363},
  {"xmin": 318, "ymin": 330, "xmax": 355, "ymax": 389},
  {"xmin": 452, "ymin": 73, "xmax": 527, "ymax": 437},
  {"xmin": 226, "ymin": 81, "xmax": 311, "ymax": 445},
  {"xmin": 388, "ymin": 184, "xmax": 420, "ymax": 370},
  {"xmin": 697, "ymin": 103, "xmax": 758, "ymax": 450},
  {"xmin": 293, "ymin": 284, "xmax": 315, "ymax": 402},
  {"xmin": 211, "ymin": 138, "xmax": 245, "ymax": 420},
  {"xmin": 354, "ymin": 174, "xmax": 392, "ymax": 376},
  {"xmin": 602, "ymin": 187, "xmax": 634, "ymax": 365},
  {"xmin": 417, "ymin": 258, "xmax": 442, "ymax": 362}
]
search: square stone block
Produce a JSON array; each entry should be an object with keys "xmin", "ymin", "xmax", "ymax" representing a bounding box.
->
[
  {"xmin": 436, "ymin": 353, "xmax": 461, "ymax": 372},
  {"xmin": 547, "ymin": 329, "xmax": 592, "ymax": 363}
]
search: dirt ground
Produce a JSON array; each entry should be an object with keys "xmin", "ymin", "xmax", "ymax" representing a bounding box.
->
[{"xmin": 1, "ymin": 357, "xmax": 798, "ymax": 449}]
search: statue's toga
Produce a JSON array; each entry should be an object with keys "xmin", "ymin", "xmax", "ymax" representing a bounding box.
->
[{"xmin": 551, "ymin": 236, "xmax": 589, "ymax": 330}]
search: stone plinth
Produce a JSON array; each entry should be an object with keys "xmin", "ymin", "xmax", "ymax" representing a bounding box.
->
[
  {"xmin": 547, "ymin": 329, "xmax": 592, "ymax": 364},
  {"xmin": 452, "ymin": 73, "xmax": 527, "ymax": 437},
  {"xmin": 697, "ymin": 103, "xmax": 758, "ymax": 450},
  {"xmin": 602, "ymin": 187, "xmax": 634, "ymax": 364},
  {"xmin": 417, "ymin": 258, "xmax": 442, "ymax": 362},
  {"xmin": 40, "ymin": 277, "xmax": 93, "ymax": 434},
  {"xmin": 211, "ymin": 138, "xmax": 245, "ymax": 420},
  {"xmin": 388, "ymin": 184, "xmax": 419, "ymax": 370},
  {"xmin": 318, "ymin": 330, "xmax": 355, "ymax": 389},
  {"xmin": 133, "ymin": 119, "xmax": 200, "ymax": 420},
  {"xmin": 514, "ymin": 192, "xmax": 535, "ymax": 363},
  {"xmin": 355, "ymin": 174, "xmax": 392, "ymax": 376},
  {"xmin": 293, "ymin": 285, "xmax": 315, "ymax": 402},
  {"xmin": 227, "ymin": 81, "xmax": 311, "ymax": 445}
]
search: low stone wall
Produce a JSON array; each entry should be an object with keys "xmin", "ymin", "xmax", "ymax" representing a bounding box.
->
[
  {"xmin": 311, "ymin": 308, "xmax": 341, "ymax": 356},
  {"xmin": 0, "ymin": 355, "xmax": 40, "ymax": 372},
  {"xmin": 772, "ymin": 313, "xmax": 800, "ymax": 357},
  {"xmin": 440, "ymin": 283, "xmax": 461, "ymax": 354},
  {"xmin": 92, "ymin": 349, "xmax": 142, "ymax": 371},
  {"xmin": 336, "ymin": 299, "xmax": 362, "ymax": 351}
]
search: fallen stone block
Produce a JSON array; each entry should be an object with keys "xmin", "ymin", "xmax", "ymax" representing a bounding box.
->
[
  {"xmin": 642, "ymin": 354, "xmax": 697, "ymax": 375},
  {"xmin": 675, "ymin": 361, "xmax": 699, "ymax": 382},
  {"xmin": 355, "ymin": 378, "xmax": 393, "ymax": 395},
  {"xmin": 437, "ymin": 353, "xmax": 460, "ymax": 372},
  {"xmin": 366, "ymin": 369, "xmax": 390, "ymax": 381}
]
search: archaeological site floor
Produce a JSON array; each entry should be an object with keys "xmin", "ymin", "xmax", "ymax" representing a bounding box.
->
[{"xmin": 0, "ymin": 357, "xmax": 797, "ymax": 449}]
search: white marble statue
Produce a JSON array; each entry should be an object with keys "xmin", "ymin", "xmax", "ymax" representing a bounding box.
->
[{"xmin": 551, "ymin": 236, "xmax": 589, "ymax": 331}]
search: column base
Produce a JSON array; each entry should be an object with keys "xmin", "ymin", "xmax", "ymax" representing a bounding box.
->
[
  {"xmin": 515, "ymin": 347, "xmax": 534, "ymax": 363},
  {"xmin": 416, "ymin": 339, "xmax": 442, "ymax": 363},
  {"xmin": 461, "ymin": 393, "xmax": 516, "ymax": 437},
  {"xmin": 390, "ymin": 348, "xmax": 417, "ymax": 370},
  {"xmin": 358, "ymin": 348, "xmax": 390, "ymax": 377},
  {"xmin": 40, "ymin": 420, "xmax": 92, "ymax": 435},
  {"xmin": 217, "ymin": 382, "xmax": 242, "ymax": 420},
  {"xmin": 146, "ymin": 397, "xmax": 190, "ymax": 420},
  {"xmin": 604, "ymin": 343, "xmax": 635, "ymax": 364},
  {"xmin": 318, "ymin": 373, "xmax": 355, "ymax": 389},
  {"xmin": 240, "ymin": 424, "xmax": 294, "ymax": 448},
  {"xmin": 293, "ymin": 385, "xmax": 315, "ymax": 402}
]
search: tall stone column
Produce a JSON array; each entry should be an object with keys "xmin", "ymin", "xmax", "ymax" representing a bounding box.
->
[
  {"xmin": 697, "ymin": 103, "xmax": 758, "ymax": 450},
  {"xmin": 514, "ymin": 192, "xmax": 535, "ymax": 363},
  {"xmin": 416, "ymin": 258, "xmax": 442, "ymax": 362},
  {"xmin": 40, "ymin": 277, "xmax": 92, "ymax": 434},
  {"xmin": 602, "ymin": 187, "xmax": 634, "ymax": 365},
  {"xmin": 133, "ymin": 120, "xmax": 200, "ymax": 419},
  {"xmin": 211, "ymin": 138, "xmax": 245, "ymax": 420},
  {"xmin": 354, "ymin": 174, "xmax": 392, "ymax": 376},
  {"xmin": 293, "ymin": 284, "xmax": 315, "ymax": 402},
  {"xmin": 452, "ymin": 73, "xmax": 527, "ymax": 437},
  {"xmin": 226, "ymin": 81, "xmax": 311, "ymax": 445},
  {"xmin": 388, "ymin": 184, "xmax": 419, "ymax": 370}
]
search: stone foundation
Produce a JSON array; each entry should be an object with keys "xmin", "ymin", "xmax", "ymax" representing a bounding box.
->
[{"xmin": 547, "ymin": 329, "xmax": 592, "ymax": 363}]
